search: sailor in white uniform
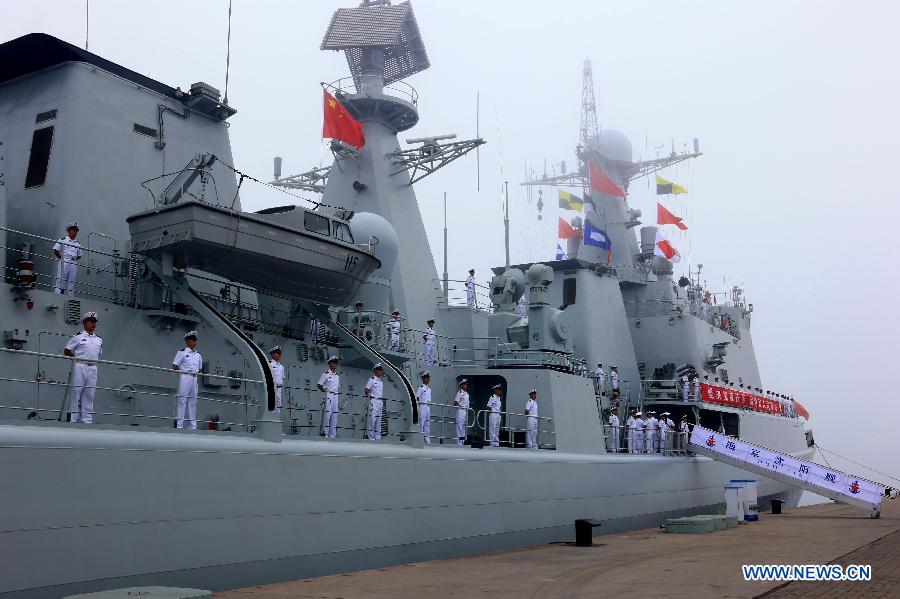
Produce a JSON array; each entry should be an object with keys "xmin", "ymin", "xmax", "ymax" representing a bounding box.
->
[
  {"xmin": 633, "ymin": 412, "xmax": 645, "ymax": 453},
  {"xmin": 514, "ymin": 293, "xmax": 527, "ymax": 316},
  {"xmin": 595, "ymin": 363, "xmax": 606, "ymax": 396},
  {"xmin": 626, "ymin": 410, "xmax": 636, "ymax": 453},
  {"xmin": 416, "ymin": 371, "xmax": 432, "ymax": 443},
  {"xmin": 681, "ymin": 375, "xmax": 690, "ymax": 401},
  {"xmin": 64, "ymin": 311, "xmax": 102, "ymax": 423},
  {"xmin": 269, "ymin": 345, "xmax": 285, "ymax": 415},
  {"xmin": 466, "ymin": 268, "xmax": 476, "ymax": 309},
  {"xmin": 646, "ymin": 411, "xmax": 658, "ymax": 453},
  {"xmin": 53, "ymin": 223, "xmax": 82, "ymax": 296},
  {"xmin": 525, "ymin": 389, "xmax": 539, "ymax": 449},
  {"xmin": 423, "ymin": 318, "xmax": 437, "ymax": 365},
  {"xmin": 453, "ymin": 379, "xmax": 470, "ymax": 446},
  {"xmin": 610, "ymin": 366, "xmax": 620, "ymax": 398},
  {"xmin": 679, "ymin": 415, "xmax": 691, "ymax": 451},
  {"xmin": 659, "ymin": 413, "xmax": 670, "ymax": 453},
  {"xmin": 317, "ymin": 355, "xmax": 341, "ymax": 438},
  {"xmin": 608, "ymin": 409, "xmax": 620, "ymax": 453},
  {"xmin": 172, "ymin": 331, "xmax": 203, "ymax": 429},
  {"xmin": 693, "ymin": 374, "xmax": 701, "ymax": 400},
  {"xmin": 387, "ymin": 309, "xmax": 401, "ymax": 351},
  {"xmin": 364, "ymin": 363, "xmax": 385, "ymax": 440},
  {"xmin": 487, "ymin": 383, "xmax": 503, "ymax": 447}
]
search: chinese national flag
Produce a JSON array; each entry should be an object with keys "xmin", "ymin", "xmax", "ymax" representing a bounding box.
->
[
  {"xmin": 588, "ymin": 161, "xmax": 626, "ymax": 197},
  {"xmin": 322, "ymin": 89, "xmax": 365, "ymax": 149}
]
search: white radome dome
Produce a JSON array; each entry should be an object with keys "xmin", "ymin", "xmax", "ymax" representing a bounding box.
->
[{"xmin": 598, "ymin": 128, "xmax": 633, "ymax": 163}]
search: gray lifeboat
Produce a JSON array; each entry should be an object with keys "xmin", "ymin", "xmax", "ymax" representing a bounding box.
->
[{"xmin": 126, "ymin": 201, "xmax": 380, "ymax": 306}]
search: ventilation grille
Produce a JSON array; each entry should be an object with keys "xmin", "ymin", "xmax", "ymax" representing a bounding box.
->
[{"xmin": 64, "ymin": 299, "xmax": 81, "ymax": 324}]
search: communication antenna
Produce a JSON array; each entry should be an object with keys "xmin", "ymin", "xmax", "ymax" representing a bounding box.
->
[
  {"xmin": 475, "ymin": 91, "xmax": 480, "ymax": 191},
  {"xmin": 85, "ymin": 0, "xmax": 89, "ymax": 50},
  {"xmin": 223, "ymin": 0, "xmax": 233, "ymax": 106}
]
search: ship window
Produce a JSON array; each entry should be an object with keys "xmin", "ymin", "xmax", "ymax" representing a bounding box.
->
[
  {"xmin": 304, "ymin": 211, "xmax": 331, "ymax": 236},
  {"xmin": 562, "ymin": 277, "xmax": 577, "ymax": 306},
  {"xmin": 24, "ymin": 126, "xmax": 54, "ymax": 189},
  {"xmin": 332, "ymin": 221, "xmax": 354, "ymax": 243},
  {"xmin": 35, "ymin": 109, "xmax": 57, "ymax": 123},
  {"xmin": 133, "ymin": 123, "xmax": 158, "ymax": 137}
]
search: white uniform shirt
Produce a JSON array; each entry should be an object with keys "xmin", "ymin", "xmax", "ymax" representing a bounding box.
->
[
  {"xmin": 415, "ymin": 384, "xmax": 431, "ymax": 406},
  {"xmin": 595, "ymin": 367, "xmax": 605, "ymax": 384},
  {"xmin": 611, "ymin": 371, "xmax": 619, "ymax": 388},
  {"xmin": 466, "ymin": 275, "xmax": 475, "ymax": 294},
  {"xmin": 365, "ymin": 375, "xmax": 384, "ymax": 399},
  {"xmin": 454, "ymin": 390, "xmax": 469, "ymax": 411},
  {"xmin": 269, "ymin": 359, "xmax": 285, "ymax": 386},
  {"xmin": 65, "ymin": 331, "xmax": 103, "ymax": 362},
  {"xmin": 424, "ymin": 326, "xmax": 436, "ymax": 344},
  {"xmin": 318, "ymin": 369, "xmax": 340, "ymax": 396},
  {"xmin": 659, "ymin": 419, "xmax": 670, "ymax": 435},
  {"xmin": 626, "ymin": 416, "xmax": 635, "ymax": 430},
  {"xmin": 680, "ymin": 421, "xmax": 690, "ymax": 434},
  {"xmin": 389, "ymin": 318, "xmax": 401, "ymax": 337},
  {"xmin": 609, "ymin": 414, "xmax": 619, "ymax": 427},
  {"xmin": 487, "ymin": 394, "xmax": 502, "ymax": 414},
  {"xmin": 635, "ymin": 417, "xmax": 645, "ymax": 432},
  {"xmin": 172, "ymin": 347, "xmax": 202, "ymax": 374},
  {"xmin": 53, "ymin": 237, "xmax": 82, "ymax": 264},
  {"xmin": 647, "ymin": 416, "xmax": 658, "ymax": 433},
  {"xmin": 525, "ymin": 398, "xmax": 538, "ymax": 419}
]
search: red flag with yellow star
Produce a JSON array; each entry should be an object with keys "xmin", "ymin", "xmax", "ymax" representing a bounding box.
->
[{"xmin": 322, "ymin": 89, "xmax": 365, "ymax": 149}]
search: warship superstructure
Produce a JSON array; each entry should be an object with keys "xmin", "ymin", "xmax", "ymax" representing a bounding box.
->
[{"xmin": 0, "ymin": 3, "xmax": 817, "ymax": 597}]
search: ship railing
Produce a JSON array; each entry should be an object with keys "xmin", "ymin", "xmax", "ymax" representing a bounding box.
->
[
  {"xmin": 443, "ymin": 278, "xmax": 495, "ymax": 314},
  {"xmin": 324, "ymin": 77, "xmax": 418, "ymax": 107},
  {"xmin": 609, "ymin": 424, "xmax": 692, "ymax": 456},
  {"xmin": 1, "ymin": 225, "xmax": 133, "ymax": 305},
  {"xmin": 0, "ymin": 346, "xmax": 261, "ymax": 431},
  {"xmin": 641, "ymin": 379, "xmax": 700, "ymax": 402},
  {"xmin": 623, "ymin": 297, "xmax": 740, "ymax": 339},
  {"xmin": 474, "ymin": 408, "xmax": 555, "ymax": 449}
]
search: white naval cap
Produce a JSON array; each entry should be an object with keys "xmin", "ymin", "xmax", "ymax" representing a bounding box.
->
[
  {"xmin": 529, "ymin": 388, "xmax": 537, "ymax": 394},
  {"xmin": 373, "ymin": 362, "xmax": 384, "ymax": 371},
  {"xmin": 427, "ymin": 317, "xmax": 435, "ymax": 322},
  {"xmin": 420, "ymin": 370, "xmax": 430, "ymax": 378},
  {"xmin": 269, "ymin": 345, "xmax": 282, "ymax": 354},
  {"xmin": 492, "ymin": 383, "xmax": 502, "ymax": 390},
  {"xmin": 81, "ymin": 311, "xmax": 98, "ymax": 322},
  {"xmin": 661, "ymin": 412, "xmax": 670, "ymax": 416},
  {"xmin": 458, "ymin": 378, "xmax": 468, "ymax": 385},
  {"xmin": 681, "ymin": 414, "xmax": 688, "ymax": 419},
  {"xmin": 391, "ymin": 309, "xmax": 400, "ymax": 315},
  {"xmin": 327, "ymin": 355, "xmax": 340, "ymax": 363},
  {"xmin": 66, "ymin": 222, "xmax": 79, "ymax": 231},
  {"xmin": 635, "ymin": 411, "xmax": 642, "ymax": 416},
  {"xmin": 183, "ymin": 330, "xmax": 198, "ymax": 340}
]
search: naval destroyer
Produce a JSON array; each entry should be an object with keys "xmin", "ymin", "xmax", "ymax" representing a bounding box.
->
[{"xmin": 0, "ymin": 2, "xmax": 829, "ymax": 597}]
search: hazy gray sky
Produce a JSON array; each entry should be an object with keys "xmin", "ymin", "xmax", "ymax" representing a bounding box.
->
[{"xmin": 5, "ymin": 1, "xmax": 898, "ymax": 482}]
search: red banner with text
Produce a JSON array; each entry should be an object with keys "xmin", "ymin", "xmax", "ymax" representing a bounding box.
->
[{"xmin": 700, "ymin": 384, "xmax": 785, "ymax": 416}]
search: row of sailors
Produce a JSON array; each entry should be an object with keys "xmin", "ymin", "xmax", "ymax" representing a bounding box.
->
[
  {"xmin": 62, "ymin": 312, "xmax": 289, "ymax": 429},
  {"xmin": 323, "ymin": 359, "xmax": 542, "ymax": 449},
  {"xmin": 608, "ymin": 410, "xmax": 691, "ymax": 453}
]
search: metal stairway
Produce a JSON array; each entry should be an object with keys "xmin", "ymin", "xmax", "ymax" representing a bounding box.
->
[{"xmin": 689, "ymin": 425, "xmax": 886, "ymax": 518}]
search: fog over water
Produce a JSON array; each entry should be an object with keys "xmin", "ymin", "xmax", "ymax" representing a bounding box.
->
[{"xmin": 5, "ymin": 1, "xmax": 898, "ymax": 487}]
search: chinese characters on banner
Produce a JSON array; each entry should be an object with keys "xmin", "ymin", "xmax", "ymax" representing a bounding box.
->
[
  {"xmin": 689, "ymin": 426, "xmax": 884, "ymax": 508},
  {"xmin": 701, "ymin": 384, "xmax": 784, "ymax": 416}
]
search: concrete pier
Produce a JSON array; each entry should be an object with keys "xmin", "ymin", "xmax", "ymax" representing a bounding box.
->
[{"xmin": 216, "ymin": 500, "xmax": 899, "ymax": 598}]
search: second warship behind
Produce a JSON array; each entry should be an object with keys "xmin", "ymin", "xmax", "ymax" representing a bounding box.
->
[{"xmin": 0, "ymin": 2, "xmax": 834, "ymax": 597}]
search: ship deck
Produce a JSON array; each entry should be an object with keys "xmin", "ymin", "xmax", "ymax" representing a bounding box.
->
[{"xmin": 215, "ymin": 499, "xmax": 900, "ymax": 599}]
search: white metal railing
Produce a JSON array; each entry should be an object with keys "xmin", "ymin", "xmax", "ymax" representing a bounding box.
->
[{"xmin": 475, "ymin": 408, "xmax": 555, "ymax": 449}]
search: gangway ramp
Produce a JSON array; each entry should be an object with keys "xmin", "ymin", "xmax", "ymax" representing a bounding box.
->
[{"xmin": 689, "ymin": 426, "xmax": 885, "ymax": 518}]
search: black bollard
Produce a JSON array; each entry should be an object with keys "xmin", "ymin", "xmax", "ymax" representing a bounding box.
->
[
  {"xmin": 575, "ymin": 519, "xmax": 602, "ymax": 546},
  {"xmin": 771, "ymin": 499, "xmax": 784, "ymax": 514}
]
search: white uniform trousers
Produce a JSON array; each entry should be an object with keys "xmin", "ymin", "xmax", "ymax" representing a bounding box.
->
[
  {"xmin": 55, "ymin": 261, "xmax": 77, "ymax": 296},
  {"xmin": 610, "ymin": 426, "xmax": 620, "ymax": 453},
  {"xmin": 526, "ymin": 417, "xmax": 538, "ymax": 449},
  {"xmin": 466, "ymin": 291, "xmax": 476, "ymax": 309},
  {"xmin": 367, "ymin": 397, "xmax": 383, "ymax": 440},
  {"xmin": 274, "ymin": 386, "xmax": 282, "ymax": 415},
  {"xmin": 646, "ymin": 430, "xmax": 656, "ymax": 453},
  {"xmin": 419, "ymin": 405, "xmax": 431, "ymax": 443},
  {"xmin": 488, "ymin": 413, "xmax": 501, "ymax": 447},
  {"xmin": 455, "ymin": 409, "xmax": 467, "ymax": 445},
  {"xmin": 391, "ymin": 334, "xmax": 400, "ymax": 352},
  {"xmin": 322, "ymin": 394, "xmax": 339, "ymax": 438},
  {"xmin": 634, "ymin": 429, "xmax": 644, "ymax": 453},
  {"xmin": 424, "ymin": 341, "xmax": 435, "ymax": 365},
  {"xmin": 68, "ymin": 363, "xmax": 97, "ymax": 423},
  {"xmin": 175, "ymin": 373, "xmax": 199, "ymax": 429}
]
